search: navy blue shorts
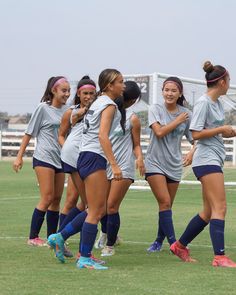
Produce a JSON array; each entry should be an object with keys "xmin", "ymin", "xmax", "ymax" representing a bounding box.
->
[
  {"xmin": 145, "ymin": 172, "xmax": 179, "ymax": 184},
  {"xmin": 33, "ymin": 157, "xmax": 63, "ymax": 174},
  {"xmin": 192, "ymin": 165, "xmax": 223, "ymax": 180},
  {"xmin": 61, "ymin": 161, "xmax": 77, "ymax": 174},
  {"xmin": 77, "ymin": 151, "xmax": 107, "ymax": 180}
]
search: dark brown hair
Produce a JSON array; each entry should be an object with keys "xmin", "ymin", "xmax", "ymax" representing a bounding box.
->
[
  {"xmin": 41, "ymin": 76, "xmax": 66, "ymax": 104},
  {"xmin": 162, "ymin": 76, "xmax": 186, "ymax": 106},
  {"xmin": 74, "ymin": 75, "xmax": 96, "ymax": 105},
  {"xmin": 203, "ymin": 61, "xmax": 228, "ymax": 87}
]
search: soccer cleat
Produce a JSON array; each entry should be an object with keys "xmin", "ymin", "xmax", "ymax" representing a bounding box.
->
[
  {"xmin": 47, "ymin": 233, "xmax": 65, "ymax": 263},
  {"xmin": 147, "ymin": 241, "xmax": 163, "ymax": 253},
  {"xmin": 170, "ymin": 241, "xmax": 196, "ymax": 262},
  {"xmin": 101, "ymin": 246, "xmax": 115, "ymax": 257},
  {"xmin": 212, "ymin": 255, "xmax": 236, "ymax": 268},
  {"xmin": 47, "ymin": 234, "xmax": 57, "ymax": 250},
  {"xmin": 64, "ymin": 246, "xmax": 73, "ymax": 258},
  {"xmin": 114, "ymin": 235, "xmax": 123, "ymax": 246},
  {"xmin": 76, "ymin": 256, "xmax": 108, "ymax": 270},
  {"xmin": 76, "ymin": 252, "xmax": 106, "ymax": 265},
  {"xmin": 27, "ymin": 237, "xmax": 47, "ymax": 247},
  {"xmin": 94, "ymin": 231, "xmax": 107, "ymax": 249}
]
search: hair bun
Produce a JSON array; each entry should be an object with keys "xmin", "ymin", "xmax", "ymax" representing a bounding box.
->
[
  {"xmin": 81, "ymin": 75, "xmax": 90, "ymax": 80},
  {"xmin": 203, "ymin": 61, "xmax": 214, "ymax": 73}
]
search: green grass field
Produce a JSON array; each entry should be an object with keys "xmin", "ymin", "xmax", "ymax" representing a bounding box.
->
[{"xmin": 1, "ymin": 161, "xmax": 236, "ymax": 295}]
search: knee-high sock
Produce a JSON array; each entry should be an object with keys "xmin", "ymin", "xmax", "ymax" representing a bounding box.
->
[
  {"xmin": 59, "ymin": 213, "xmax": 67, "ymax": 230},
  {"xmin": 80, "ymin": 222, "xmax": 98, "ymax": 257},
  {"xmin": 46, "ymin": 210, "xmax": 59, "ymax": 238},
  {"xmin": 60, "ymin": 211, "xmax": 87, "ymax": 241},
  {"xmin": 209, "ymin": 219, "xmax": 225, "ymax": 255},
  {"xmin": 179, "ymin": 214, "xmax": 208, "ymax": 247},
  {"xmin": 156, "ymin": 213, "xmax": 166, "ymax": 243},
  {"xmin": 29, "ymin": 208, "xmax": 46, "ymax": 239},
  {"xmin": 58, "ymin": 207, "xmax": 82, "ymax": 232},
  {"xmin": 159, "ymin": 210, "xmax": 176, "ymax": 245},
  {"xmin": 100, "ymin": 215, "xmax": 108, "ymax": 234},
  {"xmin": 107, "ymin": 212, "xmax": 120, "ymax": 246}
]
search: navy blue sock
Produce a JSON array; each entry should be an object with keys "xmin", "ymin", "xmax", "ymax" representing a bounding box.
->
[
  {"xmin": 58, "ymin": 207, "xmax": 82, "ymax": 232},
  {"xmin": 60, "ymin": 211, "xmax": 87, "ymax": 241},
  {"xmin": 209, "ymin": 219, "xmax": 225, "ymax": 255},
  {"xmin": 46, "ymin": 210, "xmax": 59, "ymax": 238},
  {"xmin": 100, "ymin": 215, "xmax": 108, "ymax": 234},
  {"xmin": 107, "ymin": 213, "xmax": 120, "ymax": 246},
  {"xmin": 156, "ymin": 214, "xmax": 166, "ymax": 243},
  {"xmin": 80, "ymin": 222, "xmax": 98, "ymax": 257},
  {"xmin": 59, "ymin": 213, "xmax": 67, "ymax": 230},
  {"xmin": 29, "ymin": 208, "xmax": 46, "ymax": 239},
  {"xmin": 159, "ymin": 210, "xmax": 176, "ymax": 245},
  {"xmin": 179, "ymin": 214, "xmax": 208, "ymax": 247}
]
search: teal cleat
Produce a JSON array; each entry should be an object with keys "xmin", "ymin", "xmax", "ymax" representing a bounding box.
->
[
  {"xmin": 48, "ymin": 233, "xmax": 65, "ymax": 263},
  {"xmin": 76, "ymin": 256, "xmax": 108, "ymax": 270},
  {"xmin": 47, "ymin": 234, "xmax": 57, "ymax": 250}
]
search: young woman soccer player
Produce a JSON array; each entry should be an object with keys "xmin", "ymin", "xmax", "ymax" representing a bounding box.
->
[
  {"xmin": 170, "ymin": 61, "xmax": 236, "ymax": 267},
  {"xmin": 58, "ymin": 76, "xmax": 96, "ymax": 229},
  {"xmin": 100, "ymin": 81, "xmax": 145, "ymax": 256},
  {"xmin": 145, "ymin": 77, "xmax": 195, "ymax": 253},
  {"xmin": 13, "ymin": 76, "xmax": 70, "ymax": 246},
  {"xmin": 49, "ymin": 69, "xmax": 125, "ymax": 270}
]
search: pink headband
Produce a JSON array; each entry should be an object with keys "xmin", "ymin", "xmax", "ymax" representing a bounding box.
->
[
  {"xmin": 207, "ymin": 70, "xmax": 228, "ymax": 83},
  {"xmin": 52, "ymin": 78, "xmax": 68, "ymax": 89},
  {"xmin": 163, "ymin": 81, "xmax": 182, "ymax": 92},
  {"xmin": 78, "ymin": 84, "xmax": 96, "ymax": 91}
]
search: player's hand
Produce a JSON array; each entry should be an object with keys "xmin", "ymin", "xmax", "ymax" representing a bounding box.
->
[
  {"xmin": 221, "ymin": 125, "xmax": 236, "ymax": 138},
  {"xmin": 183, "ymin": 152, "xmax": 193, "ymax": 167},
  {"xmin": 175, "ymin": 112, "xmax": 189, "ymax": 124},
  {"xmin": 111, "ymin": 164, "xmax": 123, "ymax": 181},
  {"xmin": 136, "ymin": 158, "xmax": 146, "ymax": 176},
  {"xmin": 13, "ymin": 157, "xmax": 23, "ymax": 172}
]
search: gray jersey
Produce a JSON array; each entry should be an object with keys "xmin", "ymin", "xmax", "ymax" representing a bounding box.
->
[
  {"xmin": 80, "ymin": 95, "xmax": 121, "ymax": 159},
  {"xmin": 61, "ymin": 105, "xmax": 83, "ymax": 168},
  {"xmin": 145, "ymin": 103, "xmax": 193, "ymax": 181},
  {"xmin": 190, "ymin": 95, "xmax": 225, "ymax": 167},
  {"xmin": 25, "ymin": 102, "xmax": 68, "ymax": 168},
  {"xmin": 107, "ymin": 109, "xmax": 136, "ymax": 179}
]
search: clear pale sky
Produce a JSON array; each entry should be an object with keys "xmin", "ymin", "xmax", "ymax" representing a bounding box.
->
[{"xmin": 1, "ymin": 0, "xmax": 236, "ymax": 114}]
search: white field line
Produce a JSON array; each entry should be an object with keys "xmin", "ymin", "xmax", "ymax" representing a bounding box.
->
[{"xmin": 1, "ymin": 236, "xmax": 236, "ymax": 249}]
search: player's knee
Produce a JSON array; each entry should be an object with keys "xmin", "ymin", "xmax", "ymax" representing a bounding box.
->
[{"xmin": 107, "ymin": 202, "xmax": 119, "ymax": 214}]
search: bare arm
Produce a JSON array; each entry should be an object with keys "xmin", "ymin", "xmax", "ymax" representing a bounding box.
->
[
  {"xmin": 192, "ymin": 125, "xmax": 236, "ymax": 140},
  {"xmin": 99, "ymin": 105, "xmax": 122, "ymax": 180},
  {"xmin": 130, "ymin": 114, "xmax": 145, "ymax": 176},
  {"xmin": 151, "ymin": 112, "xmax": 189, "ymax": 138},
  {"xmin": 13, "ymin": 134, "xmax": 32, "ymax": 172},
  {"xmin": 58, "ymin": 109, "xmax": 72, "ymax": 146}
]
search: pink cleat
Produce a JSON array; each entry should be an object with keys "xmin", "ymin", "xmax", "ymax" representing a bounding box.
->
[
  {"xmin": 170, "ymin": 241, "xmax": 197, "ymax": 262},
  {"xmin": 27, "ymin": 237, "xmax": 47, "ymax": 247},
  {"xmin": 212, "ymin": 255, "xmax": 236, "ymax": 268}
]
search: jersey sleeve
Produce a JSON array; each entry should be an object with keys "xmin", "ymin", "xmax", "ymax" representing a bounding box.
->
[
  {"xmin": 25, "ymin": 103, "xmax": 44, "ymax": 137},
  {"xmin": 148, "ymin": 105, "xmax": 162, "ymax": 127},
  {"xmin": 189, "ymin": 99, "xmax": 208, "ymax": 131}
]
